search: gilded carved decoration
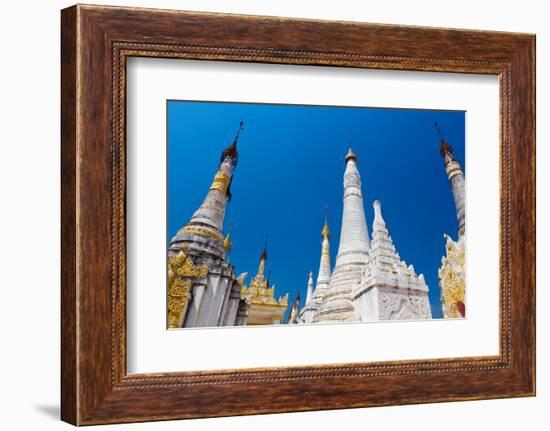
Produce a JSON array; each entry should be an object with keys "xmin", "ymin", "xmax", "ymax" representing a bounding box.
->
[
  {"xmin": 210, "ymin": 171, "xmax": 230, "ymax": 194},
  {"xmin": 240, "ymin": 262, "xmax": 288, "ymax": 325},
  {"xmin": 241, "ymin": 272, "xmax": 288, "ymax": 307},
  {"xmin": 223, "ymin": 232, "xmax": 232, "ymax": 253},
  {"xmin": 167, "ymin": 250, "xmax": 208, "ymax": 328},
  {"xmin": 321, "ymin": 222, "xmax": 331, "ymax": 239},
  {"xmin": 438, "ymin": 235, "xmax": 465, "ymax": 318},
  {"xmin": 181, "ymin": 226, "xmax": 224, "ymax": 243}
]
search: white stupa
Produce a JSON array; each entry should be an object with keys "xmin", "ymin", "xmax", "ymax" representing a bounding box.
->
[
  {"xmin": 308, "ymin": 148, "xmax": 432, "ymax": 323},
  {"xmin": 313, "ymin": 148, "xmax": 369, "ymax": 322}
]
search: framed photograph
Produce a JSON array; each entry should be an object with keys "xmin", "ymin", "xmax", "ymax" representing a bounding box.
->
[{"xmin": 61, "ymin": 4, "xmax": 535, "ymax": 425}]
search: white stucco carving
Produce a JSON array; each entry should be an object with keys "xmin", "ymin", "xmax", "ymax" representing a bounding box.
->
[{"xmin": 308, "ymin": 149, "xmax": 432, "ymax": 324}]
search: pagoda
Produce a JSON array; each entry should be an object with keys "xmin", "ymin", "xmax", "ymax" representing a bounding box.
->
[
  {"xmin": 313, "ymin": 148, "xmax": 369, "ymax": 322},
  {"xmin": 240, "ymin": 245, "xmax": 289, "ymax": 325},
  {"xmin": 436, "ymin": 123, "xmax": 466, "ymax": 318},
  {"xmin": 352, "ymin": 200, "xmax": 432, "ymax": 321},
  {"xmin": 309, "ymin": 147, "xmax": 432, "ymax": 323},
  {"xmin": 167, "ymin": 122, "xmax": 249, "ymax": 328}
]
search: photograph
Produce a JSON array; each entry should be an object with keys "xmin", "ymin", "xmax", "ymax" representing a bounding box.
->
[
  {"xmin": 166, "ymin": 101, "xmax": 466, "ymax": 329},
  {"xmin": 48, "ymin": 1, "xmax": 536, "ymax": 426}
]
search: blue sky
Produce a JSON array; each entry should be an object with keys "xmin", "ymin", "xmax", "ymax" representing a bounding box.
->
[{"xmin": 167, "ymin": 101, "xmax": 465, "ymax": 319}]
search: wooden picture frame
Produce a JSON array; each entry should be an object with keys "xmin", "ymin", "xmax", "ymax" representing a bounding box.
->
[{"xmin": 61, "ymin": 4, "xmax": 535, "ymax": 425}]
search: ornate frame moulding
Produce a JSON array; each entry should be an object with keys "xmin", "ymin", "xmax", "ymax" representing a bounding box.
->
[{"xmin": 61, "ymin": 4, "xmax": 535, "ymax": 425}]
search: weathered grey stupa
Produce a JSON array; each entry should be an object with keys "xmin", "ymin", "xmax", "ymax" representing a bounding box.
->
[{"xmin": 167, "ymin": 122, "xmax": 249, "ymax": 328}]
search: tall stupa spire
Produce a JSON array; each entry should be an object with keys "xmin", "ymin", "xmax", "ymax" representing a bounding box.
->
[
  {"xmin": 436, "ymin": 122, "xmax": 466, "ymax": 319},
  {"xmin": 313, "ymin": 148, "xmax": 369, "ymax": 322},
  {"xmin": 306, "ymin": 271, "xmax": 314, "ymax": 304},
  {"xmin": 167, "ymin": 122, "xmax": 250, "ymax": 330},
  {"xmin": 185, "ymin": 121, "xmax": 242, "ymax": 230},
  {"xmin": 436, "ymin": 122, "xmax": 465, "ymax": 239},
  {"xmin": 315, "ymin": 205, "xmax": 332, "ymax": 296},
  {"xmin": 169, "ymin": 121, "xmax": 243, "ymax": 260},
  {"xmin": 299, "ymin": 207, "xmax": 332, "ymax": 324},
  {"xmin": 337, "ymin": 148, "xmax": 371, "ymax": 258}
]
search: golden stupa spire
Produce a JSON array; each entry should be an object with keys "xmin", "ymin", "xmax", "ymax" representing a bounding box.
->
[{"xmin": 321, "ymin": 205, "xmax": 331, "ymax": 239}]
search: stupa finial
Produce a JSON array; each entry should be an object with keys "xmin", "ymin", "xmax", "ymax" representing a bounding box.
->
[
  {"xmin": 233, "ymin": 120, "xmax": 244, "ymax": 145},
  {"xmin": 260, "ymin": 235, "xmax": 268, "ymax": 261},
  {"xmin": 220, "ymin": 120, "xmax": 243, "ymax": 166},
  {"xmin": 372, "ymin": 200, "xmax": 387, "ymax": 230},
  {"xmin": 321, "ymin": 204, "xmax": 331, "ymax": 239},
  {"xmin": 345, "ymin": 147, "xmax": 357, "ymax": 163},
  {"xmin": 435, "ymin": 122, "xmax": 455, "ymax": 160}
]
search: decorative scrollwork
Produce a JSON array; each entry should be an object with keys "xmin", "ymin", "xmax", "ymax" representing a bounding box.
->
[
  {"xmin": 167, "ymin": 250, "xmax": 208, "ymax": 328},
  {"xmin": 241, "ymin": 272, "xmax": 288, "ymax": 307},
  {"xmin": 439, "ymin": 236, "xmax": 466, "ymax": 318},
  {"xmin": 344, "ymin": 172, "xmax": 360, "ymax": 187},
  {"xmin": 378, "ymin": 291, "xmax": 431, "ymax": 320}
]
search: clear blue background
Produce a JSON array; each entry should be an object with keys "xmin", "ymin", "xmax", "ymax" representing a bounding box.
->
[{"xmin": 167, "ymin": 101, "xmax": 465, "ymax": 319}]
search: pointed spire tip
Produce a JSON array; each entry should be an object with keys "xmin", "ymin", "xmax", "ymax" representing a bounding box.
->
[
  {"xmin": 220, "ymin": 121, "xmax": 243, "ymax": 166},
  {"xmin": 435, "ymin": 122, "xmax": 455, "ymax": 159},
  {"xmin": 260, "ymin": 235, "xmax": 268, "ymax": 261},
  {"xmin": 373, "ymin": 199, "xmax": 386, "ymax": 229},
  {"xmin": 345, "ymin": 147, "xmax": 357, "ymax": 163},
  {"xmin": 321, "ymin": 205, "xmax": 331, "ymax": 239}
]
